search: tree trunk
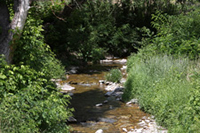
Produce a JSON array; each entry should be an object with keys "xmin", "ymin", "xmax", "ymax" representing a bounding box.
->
[{"xmin": 0, "ymin": 0, "xmax": 30, "ymax": 63}]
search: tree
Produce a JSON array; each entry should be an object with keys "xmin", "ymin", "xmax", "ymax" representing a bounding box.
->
[{"xmin": 0, "ymin": 0, "xmax": 30, "ymax": 63}]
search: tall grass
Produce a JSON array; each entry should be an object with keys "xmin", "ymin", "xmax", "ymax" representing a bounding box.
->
[
  {"xmin": 105, "ymin": 68, "xmax": 122, "ymax": 83},
  {"xmin": 123, "ymin": 54, "xmax": 200, "ymax": 132}
]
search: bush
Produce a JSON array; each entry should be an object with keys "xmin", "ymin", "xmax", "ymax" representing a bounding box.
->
[
  {"xmin": 13, "ymin": 13, "xmax": 65, "ymax": 79},
  {"xmin": 123, "ymin": 54, "xmax": 200, "ymax": 132},
  {"xmin": 0, "ymin": 57, "xmax": 72, "ymax": 133},
  {"xmin": 144, "ymin": 9, "xmax": 200, "ymax": 59},
  {"xmin": 105, "ymin": 68, "xmax": 122, "ymax": 83}
]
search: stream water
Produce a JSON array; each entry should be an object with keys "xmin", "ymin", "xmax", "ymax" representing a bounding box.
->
[{"xmin": 64, "ymin": 61, "xmax": 150, "ymax": 133}]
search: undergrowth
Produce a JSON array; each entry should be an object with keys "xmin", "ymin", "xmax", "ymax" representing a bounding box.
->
[{"xmin": 0, "ymin": 56, "xmax": 73, "ymax": 132}]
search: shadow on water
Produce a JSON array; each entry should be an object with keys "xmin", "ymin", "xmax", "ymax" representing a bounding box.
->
[
  {"xmin": 69, "ymin": 88, "xmax": 121, "ymax": 123},
  {"xmin": 75, "ymin": 63, "xmax": 122, "ymax": 75}
]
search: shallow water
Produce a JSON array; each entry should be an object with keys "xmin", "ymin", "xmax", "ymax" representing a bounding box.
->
[{"xmin": 64, "ymin": 63, "xmax": 149, "ymax": 133}]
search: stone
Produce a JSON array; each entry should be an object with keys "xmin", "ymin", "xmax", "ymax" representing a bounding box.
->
[
  {"xmin": 68, "ymin": 92, "xmax": 74, "ymax": 96},
  {"xmin": 99, "ymin": 80, "xmax": 105, "ymax": 84},
  {"xmin": 121, "ymin": 65, "xmax": 127, "ymax": 71},
  {"xmin": 138, "ymin": 120, "xmax": 146, "ymax": 126},
  {"xmin": 120, "ymin": 78, "xmax": 126, "ymax": 84},
  {"xmin": 120, "ymin": 115, "xmax": 131, "ymax": 119},
  {"xmin": 50, "ymin": 79, "xmax": 62, "ymax": 82},
  {"xmin": 67, "ymin": 117, "xmax": 77, "ymax": 123},
  {"xmin": 98, "ymin": 118, "xmax": 116, "ymax": 123},
  {"xmin": 80, "ymin": 121, "xmax": 96, "ymax": 127},
  {"xmin": 95, "ymin": 129, "xmax": 103, "ymax": 133},
  {"xmin": 96, "ymin": 103, "xmax": 103, "ymax": 107},
  {"xmin": 67, "ymin": 66, "xmax": 79, "ymax": 74},
  {"xmin": 114, "ymin": 87, "xmax": 124, "ymax": 92},
  {"xmin": 69, "ymin": 69, "xmax": 77, "ymax": 74},
  {"xmin": 126, "ymin": 99, "xmax": 138, "ymax": 105},
  {"xmin": 100, "ymin": 59, "xmax": 127, "ymax": 64},
  {"xmin": 56, "ymin": 83, "xmax": 75, "ymax": 91},
  {"xmin": 79, "ymin": 83, "xmax": 91, "ymax": 86},
  {"xmin": 115, "ymin": 59, "xmax": 127, "ymax": 64},
  {"xmin": 145, "ymin": 119, "xmax": 150, "ymax": 123},
  {"xmin": 135, "ymin": 128, "xmax": 143, "ymax": 133},
  {"xmin": 105, "ymin": 83, "xmax": 119, "ymax": 91},
  {"xmin": 112, "ymin": 91, "xmax": 124, "ymax": 97},
  {"xmin": 122, "ymin": 128, "xmax": 128, "ymax": 132},
  {"xmin": 103, "ymin": 100, "xmax": 108, "ymax": 104},
  {"xmin": 116, "ymin": 97, "xmax": 121, "ymax": 101},
  {"xmin": 105, "ymin": 81, "xmax": 112, "ymax": 85},
  {"xmin": 105, "ymin": 91, "xmax": 113, "ymax": 97}
]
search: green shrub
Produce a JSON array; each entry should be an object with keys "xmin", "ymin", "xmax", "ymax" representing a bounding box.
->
[
  {"xmin": 123, "ymin": 54, "xmax": 200, "ymax": 132},
  {"xmin": 105, "ymin": 68, "xmax": 122, "ymax": 83},
  {"xmin": 144, "ymin": 9, "xmax": 200, "ymax": 59},
  {"xmin": 0, "ymin": 57, "xmax": 72, "ymax": 133},
  {"xmin": 13, "ymin": 13, "xmax": 65, "ymax": 79}
]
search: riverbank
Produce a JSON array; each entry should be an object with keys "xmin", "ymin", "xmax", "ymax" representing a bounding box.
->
[{"xmin": 123, "ymin": 55, "xmax": 200, "ymax": 132}]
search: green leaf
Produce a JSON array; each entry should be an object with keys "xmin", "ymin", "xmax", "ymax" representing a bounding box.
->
[{"xmin": 0, "ymin": 74, "xmax": 6, "ymax": 79}]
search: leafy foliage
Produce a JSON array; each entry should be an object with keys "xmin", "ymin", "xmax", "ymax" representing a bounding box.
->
[
  {"xmin": 0, "ymin": 57, "xmax": 72, "ymax": 133},
  {"xmin": 13, "ymin": 12, "xmax": 65, "ymax": 79},
  {"xmin": 33, "ymin": 0, "xmax": 192, "ymax": 64},
  {"xmin": 105, "ymin": 68, "xmax": 122, "ymax": 83},
  {"xmin": 144, "ymin": 9, "xmax": 200, "ymax": 59}
]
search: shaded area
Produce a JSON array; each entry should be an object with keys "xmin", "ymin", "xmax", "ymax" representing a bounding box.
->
[
  {"xmin": 73, "ymin": 63, "xmax": 122, "ymax": 74},
  {"xmin": 69, "ymin": 88, "xmax": 121, "ymax": 122}
]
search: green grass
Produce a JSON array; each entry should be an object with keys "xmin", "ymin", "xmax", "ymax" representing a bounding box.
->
[
  {"xmin": 105, "ymin": 68, "xmax": 122, "ymax": 83},
  {"xmin": 123, "ymin": 54, "xmax": 200, "ymax": 132}
]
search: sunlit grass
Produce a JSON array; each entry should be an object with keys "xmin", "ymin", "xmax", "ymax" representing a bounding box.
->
[{"xmin": 123, "ymin": 54, "xmax": 200, "ymax": 132}]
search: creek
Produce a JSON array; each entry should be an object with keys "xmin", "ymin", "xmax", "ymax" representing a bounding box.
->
[{"xmin": 63, "ymin": 60, "xmax": 150, "ymax": 133}]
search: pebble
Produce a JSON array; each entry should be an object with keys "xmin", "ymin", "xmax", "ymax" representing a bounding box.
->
[
  {"xmin": 122, "ymin": 128, "xmax": 128, "ymax": 132},
  {"xmin": 103, "ymin": 100, "xmax": 108, "ymax": 104},
  {"xmin": 96, "ymin": 103, "xmax": 103, "ymax": 107},
  {"xmin": 95, "ymin": 129, "xmax": 103, "ymax": 133},
  {"xmin": 67, "ymin": 117, "xmax": 77, "ymax": 123},
  {"xmin": 99, "ymin": 80, "xmax": 105, "ymax": 84},
  {"xmin": 129, "ymin": 116, "xmax": 168, "ymax": 133},
  {"xmin": 126, "ymin": 99, "xmax": 138, "ymax": 105}
]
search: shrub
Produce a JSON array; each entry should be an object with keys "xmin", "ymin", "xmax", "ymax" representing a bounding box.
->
[
  {"xmin": 0, "ymin": 57, "xmax": 73, "ymax": 133},
  {"xmin": 13, "ymin": 13, "xmax": 65, "ymax": 79},
  {"xmin": 105, "ymin": 68, "xmax": 122, "ymax": 83},
  {"xmin": 144, "ymin": 9, "xmax": 200, "ymax": 59}
]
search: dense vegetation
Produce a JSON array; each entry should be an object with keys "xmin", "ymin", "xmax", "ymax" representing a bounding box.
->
[
  {"xmin": 123, "ymin": 55, "xmax": 200, "ymax": 132},
  {"xmin": 1, "ymin": 0, "xmax": 200, "ymax": 132},
  {"xmin": 39, "ymin": 0, "xmax": 182, "ymax": 64},
  {"xmin": 0, "ymin": 0, "xmax": 72, "ymax": 132},
  {"xmin": 122, "ymin": 0, "xmax": 200, "ymax": 132},
  {"xmin": 0, "ymin": 57, "xmax": 72, "ymax": 132}
]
